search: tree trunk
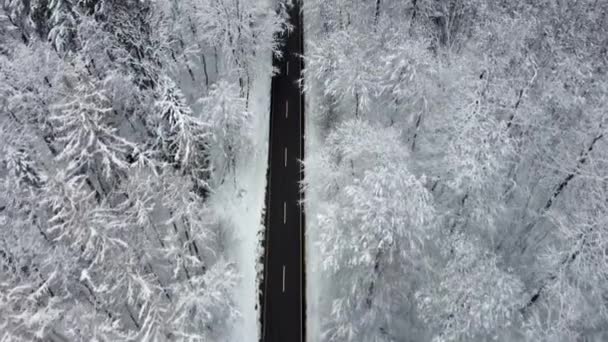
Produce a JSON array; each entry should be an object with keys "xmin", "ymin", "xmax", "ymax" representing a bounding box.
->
[
  {"xmin": 355, "ymin": 92, "xmax": 360, "ymax": 118},
  {"xmin": 374, "ymin": 0, "xmax": 382, "ymax": 26},
  {"xmin": 411, "ymin": 111, "xmax": 423, "ymax": 151},
  {"xmin": 202, "ymin": 53, "xmax": 210, "ymax": 87}
]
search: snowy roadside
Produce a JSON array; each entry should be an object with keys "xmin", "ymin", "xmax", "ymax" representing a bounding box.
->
[
  {"xmin": 207, "ymin": 53, "xmax": 273, "ymax": 341},
  {"xmin": 303, "ymin": 87, "xmax": 326, "ymax": 341},
  {"xmin": 302, "ymin": 4, "xmax": 323, "ymax": 341},
  {"xmin": 303, "ymin": 89, "xmax": 322, "ymax": 342}
]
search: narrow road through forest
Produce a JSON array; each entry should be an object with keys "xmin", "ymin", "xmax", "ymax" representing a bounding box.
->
[{"xmin": 261, "ymin": 1, "xmax": 305, "ymax": 341}]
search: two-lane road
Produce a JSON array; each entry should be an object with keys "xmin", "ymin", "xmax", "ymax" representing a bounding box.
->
[{"xmin": 261, "ymin": 1, "xmax": 305, "ymax": 341}]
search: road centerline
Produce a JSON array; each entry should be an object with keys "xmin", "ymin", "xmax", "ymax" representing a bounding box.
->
[{"xmin": 282, "ymin": 266, "xmax": 286, "ymax": 293}]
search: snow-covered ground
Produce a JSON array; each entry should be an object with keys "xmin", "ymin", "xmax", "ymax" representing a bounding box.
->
[
  {"xmin": 208, "ymin": 51, "xmax": 273, "ymax": 342},
  {"xmin": 303, "ymin": 5, "xmax": 324, "ymax": 340},
  {"xmin": 303, "ymin": 90, "xmax": 322, "ymax": 342}
]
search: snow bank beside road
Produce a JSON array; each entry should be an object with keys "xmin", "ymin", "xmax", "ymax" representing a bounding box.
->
[
  {"xmin": 302, "ymin": 4, "xmax": 325, "ymax": 340},
  {"xmin": 208, "ymin": 52, "xmax": 273, "ymax": 342}
]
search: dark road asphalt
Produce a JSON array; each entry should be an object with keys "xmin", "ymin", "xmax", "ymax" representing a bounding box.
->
[{"xmin": 261, "ymin": 1, "xmax": 305, "ymax": 341}]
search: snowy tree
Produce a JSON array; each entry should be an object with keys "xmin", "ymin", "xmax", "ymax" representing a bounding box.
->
[
  {"xmin": 305, "ymin": 27, "xmax": 380, "ymax": 118},
  {"xmin": 0, "ymin": 0, "xmax": 284, "ymax": 337},
  {"xmin": 305, "ymin": 0, "xmax": 608, "ymax": 340},
  {"xmin": 200, "ymin": 80, "xmax": 252, "ymax": 186},
  {"xmin": 50, "ymin": 76, "xmax": 137, "ymax": 195},
  {"xmin": 155, "ymin": 76, "xmax": 210, "ymax": 195},
  {"xmin": 179, "ymin": 0, "xmax": 286, "ymax": 100},
  {"xmin": 520, "ymin": 170, "xmax": 608, "ymax": 341},
  {"xmin": 166, "ymin": 259, "xmax": 239, "ymax": 340},
  {"xmin": 417, "ymin": 235, "xmax": 525, "ymax": 342},
  {"xmin": 306, "ymin": 120, "xmax": 434, "ymax": 341},
  {"xmin": 0, "ymin": 150, "xmax": 61, "ymax": 341},
  {"xmin": 47, "ymin": 0, "xmax": 78, "ymax": 54}
]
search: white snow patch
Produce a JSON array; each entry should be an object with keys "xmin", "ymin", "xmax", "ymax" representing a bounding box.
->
[
  {"xmin": 303, "ymin": 87, "xmax": 323, "ymax": 342},
  {"xmin": 303, "ymin": 3, "xmax": 327, "ymax": 341},
  {"xmin": 208, "ymin": 52, "xmax": 272, "ymax": 342}
]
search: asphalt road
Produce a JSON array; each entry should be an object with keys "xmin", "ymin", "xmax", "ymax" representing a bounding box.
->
[{"xmin": 261, "ymin": 1, "xmax": 305, "ymax": 341}]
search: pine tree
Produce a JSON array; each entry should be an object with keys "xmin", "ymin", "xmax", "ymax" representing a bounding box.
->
[{"xmin": 155, "ymin": 76, "xmax": 210, "ymax": 195}]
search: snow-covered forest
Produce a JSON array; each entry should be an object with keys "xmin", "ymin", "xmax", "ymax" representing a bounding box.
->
[
  {"xmin": 304, "ymin": 0, "xmax": 608, "ymax": 341},
  {"xmin": 3, "ymin": 0, "xmax": 608, "ymax": 340},
  {"xmin": 0, "ymin": 0, "xmax": 284, "ymax": 340}
]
